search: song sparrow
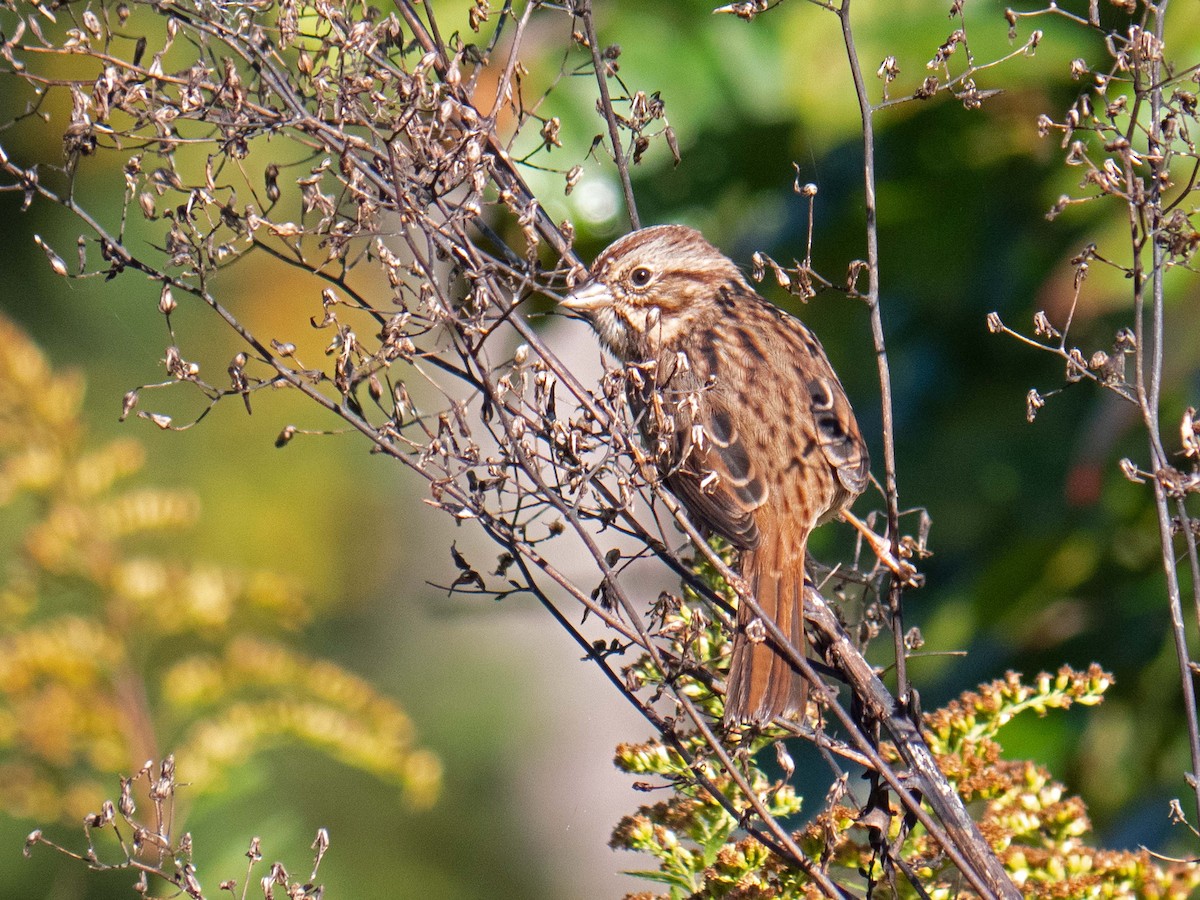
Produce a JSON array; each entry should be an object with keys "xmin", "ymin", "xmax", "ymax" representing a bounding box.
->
[{"xmin": 562, "ymin": 225, "xmax": 869, "ymax": 725}]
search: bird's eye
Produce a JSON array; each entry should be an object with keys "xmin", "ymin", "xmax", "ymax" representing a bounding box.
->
[{"xmin": 629, "ymin": 266, "xmax": 653, "ymax": 288}]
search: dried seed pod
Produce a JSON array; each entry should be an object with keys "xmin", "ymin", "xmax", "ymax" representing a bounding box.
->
[
  {"xmin": 33, "ymin": 235, "xmax": 68, "ymax": 277},
  {"xmin": 265, "ymin": 163, "xmax": 280, "ymax": 202},
  {"xmin": 1026, "ymin": 388, "xmax": 1045, "ymax": 422}
]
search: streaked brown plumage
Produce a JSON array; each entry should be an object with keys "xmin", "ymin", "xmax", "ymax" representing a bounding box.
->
[{"xmin": 562, "ymin": 224, "xmax": 868, "ymax": 725}]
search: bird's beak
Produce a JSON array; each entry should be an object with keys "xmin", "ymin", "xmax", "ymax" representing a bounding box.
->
[{"xmin": 560, "ymin": 279, "xmax": 613, "ymax": 312}]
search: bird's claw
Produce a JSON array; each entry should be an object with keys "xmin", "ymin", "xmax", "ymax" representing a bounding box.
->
[{"xmin": 841, "ymin": 510, "xmax": 923, "ymax": 588}]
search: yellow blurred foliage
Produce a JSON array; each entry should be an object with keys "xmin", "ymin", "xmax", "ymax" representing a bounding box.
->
[{"xmin": 0, "ymin": 313, "xmax": 441, "ymax": 821}]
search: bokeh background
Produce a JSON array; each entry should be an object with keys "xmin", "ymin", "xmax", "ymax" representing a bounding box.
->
[{"xmin": 2, "ymin": 0, "xmax": 1200, "ymax": 896}]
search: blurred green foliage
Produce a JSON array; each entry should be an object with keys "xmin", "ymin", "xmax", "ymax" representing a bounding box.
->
[{"xmin": 1, "ymin": 1, "xmax": 1199, "ymax": 897}]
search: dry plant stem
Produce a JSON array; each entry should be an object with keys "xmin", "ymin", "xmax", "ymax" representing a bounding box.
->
[
  {"xmin": 989, "ymin": 321, "xmax": 1136, "ymax": 402},
  {"xmin": 577, "ymin": 0, "xmax": 641, "ymax": 230},
  {"xmin": 806, "ymin": 609, "xmax": 983, "ymax": 896},
  {"xmin": 506, "ymin": 543, "xmax": 851, "ymax": 894},
  {"xmin": 1131, "ymin": 0, "xmax": 1200, "ymax": 829},
  {"xmin": 675, "ymin": 701, "xmax": 855, "ymax": 899},
  {"xmin": 757, "ymin": 587, "xmax": 1009, "ymax": 900},
  {"xmin": 1150, "ymin": 473, "xmax": 1200, "ymax": 829},
  {"xmin": 489, "ymin": 375, "xmax": 846, "ymax": 889},
  {"xmin": 489, "ymin": 1, "xmax": 538, "ymax": 131},
  {"xmin": 842, "ymin": 510, "xmax": 918, "ymax": 585},
  {"xmin": 28, "ymin": 834, "xmax": 171, "ymax": 886},
  {"xmin": 836, "ymin": 4, "xmax": 1017, "ymax": 897},
  {"xmin": 834, "ymin": 0, "xmax": 908, "ymax": 703},
  {"xmin": 894, "ymin": 858, "xmax": 935, "ymax": 900},
  {"xmin": 1179, "ymin": 497, "xmax": 1200, "ymax": 642},
  {"xmin": 476, "ymin": 346, "xmax": 845, "ymax": 882},
  {"xmin": 872, "ymin": 37, "xmax": 1043, "ymax": 113}
]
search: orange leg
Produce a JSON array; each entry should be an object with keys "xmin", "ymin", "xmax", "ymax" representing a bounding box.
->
[{"xmin": 840, "ymin": 510, "xmax": 923, "ymax": 588}]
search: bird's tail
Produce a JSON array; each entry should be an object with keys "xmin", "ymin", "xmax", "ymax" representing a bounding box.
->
[{"xmin": 724, "ymin": 534, "xmax": 808, "ymax": 726}]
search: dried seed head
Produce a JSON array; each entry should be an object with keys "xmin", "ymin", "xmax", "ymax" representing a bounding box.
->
[
  {"xmin": 1065, "ymin": 348, "xmax": 1087, "ymax": 382},
  {"xmin": 1026, "ymin": 388, "xmax": 1045, "ymax": 422},
  {"xmin": 1182, "ymin": 408, "xmax": 1200, "ymax": 459},
  {"xmin": 664, "ymin": 126, "xmax": 680, "ymax": 166},
  {"xmin": 1032, "ymin": 310, "xmax": 1059, "ymax": 339},
  {"xmin": 772, "ymin": 261, "xmax": 791, "ymax": 290},
  {"xmin": 1114, "ymin": 328, "xmax": 1136, "ymax": 351},
  {"xmin": 565, "ymin": 165, "xmax": 582, "ymax": 195},
  {"xmin": 751, "ymin": 251, "xmax": 765, "ymax": 282},
  {"xmin": 82, "ymin": 10, "xmax": 102, "ymax": 37},
  {"xmin": 33, "ymin": 235, "xmax": 68, "ymax": 277},
  {"xmin": 265, "ymin": 163, "xmax": 280, "ymax": 202},
  {"xmin": 915, "ymin": 76, "xmax": 939, "ymax": 99},
  {"xmin": 540, "ymin": 116, "xmax": 562, "ymax": 148},
  {"xmin": 120, "ymin": 390, "xmax": 139, "ymax": 421},
  {"xmin": 1119, "ymin": 458, "xmax": 1145, "ymax": 483},
  {"xmin": 1046, "ymin": 195, "xmax": 1071, "ymax": 220}
]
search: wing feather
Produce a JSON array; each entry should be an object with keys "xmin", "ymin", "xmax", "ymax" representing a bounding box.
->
[
  {"xmin": 664, "ymin": 395, "xmax": 765, "ymax": 549},
  {"xmin": 633, "ymin": 283, "xmax": 869, "ymax": 548},
  {"xmin": 807, "ymin": 374, "xmax": 870, "ymax": 497}
]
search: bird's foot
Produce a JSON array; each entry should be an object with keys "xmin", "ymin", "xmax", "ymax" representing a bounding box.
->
[{"xmin": 840, "ymin": 510, "xmax": 923, "ymax": 588}]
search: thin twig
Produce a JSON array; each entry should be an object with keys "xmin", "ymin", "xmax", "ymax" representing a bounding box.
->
[
  {"xmin": 834, "ymin": 0, "xmax": 908, "ymax": 710},
  {"xmin": 1135, "ymin": 0, "xmax": 1200, "ymax": 831},
  {"xmin": 577, "ymin": 0, "xmax": 641, "ymax": 230},
  {"xmin": 835, "ymin": 3, "xmax": 1016, "ymax": 897}
]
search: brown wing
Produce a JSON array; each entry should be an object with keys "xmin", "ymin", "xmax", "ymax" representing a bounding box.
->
[
  {"xmin": 663, "ymin": 394, "xmax": 765, "ymax": 550},
  {"xmin": 646, "ymin": 285, "xmax": 867, "ymax": 546},
  {"xmin": 771, "ymin": 308, "xmax": 869, "ymax": 503},
  {"xmin": 807, "ymin": 372, "xmax": 869, "ymax": 498}
]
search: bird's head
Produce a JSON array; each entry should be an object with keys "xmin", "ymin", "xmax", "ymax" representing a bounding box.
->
[{"xmin": 561, "ymin": 224, "xmax": 748, "ymax": 359}]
